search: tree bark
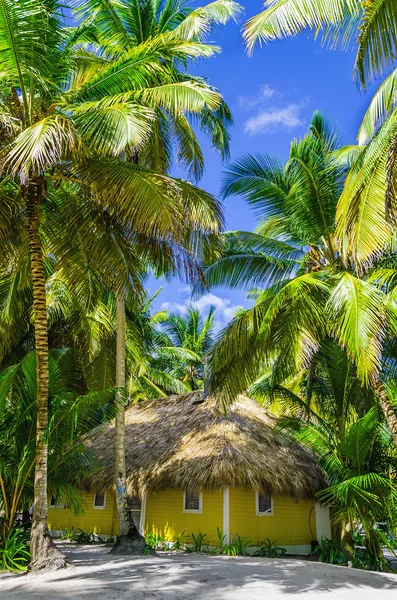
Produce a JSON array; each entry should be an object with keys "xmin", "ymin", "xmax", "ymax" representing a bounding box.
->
[
  {"xmin": 340, "ymin": 520, "xmax": 354, "ymax": 562},
  {"xmin": 26, "ymin": 182, "xmax": 69, "ymax": 573},
  {"xmin": 373, "ymin": 379, "xmax": 397, "ymax": 448},
  {"xmin": 110, "ymin": 292, "xmax": 150, "ymax": 555}
]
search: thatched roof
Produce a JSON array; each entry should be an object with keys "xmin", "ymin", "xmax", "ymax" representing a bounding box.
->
[{"xmin": 83, "ymin": 391, "xmax": 326, "ymax": 499}]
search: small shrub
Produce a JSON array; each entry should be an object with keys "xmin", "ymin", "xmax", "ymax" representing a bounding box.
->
[
  {"xmin": 254, "ymin": 538, "xmax": 287, "ymax": 558},
  {"xmin": 66, "ymin": 528, "xmax": 103, "ymax": 544},
  {"xmin": 311, "ymin": 536, "xmax": 345, "ymax": 565},
  {"xmin": 213, "ymin": 530, "xmax": 251, "ymax": 556},
  {"xmin": 145, "ymin": 531, "xmax": 168, "ymax": 551},
  {"xmin": 61, "ymin": 528, "xmax": 76, "ymax": 541},
  {"xmin": 213, "ymin": 527, "xmax": 226, "ymax": 555},
  {"xmin": 352, "ymin": 548, "xmax": 395, "ymax": 573},
  {"xmin": 173, "ymin": 530, "xmax": 187, "ymax": 550},
  {"xmin": 230, "ymin": 535, "xmax": 251, "ymax": 556},
  {"xmin": 187, "ymin": 532, "xmax": 207, "ymax": 552},
  {"xmin": 0, "ymin": 528, "xmax": 31, "ymax": 572}
]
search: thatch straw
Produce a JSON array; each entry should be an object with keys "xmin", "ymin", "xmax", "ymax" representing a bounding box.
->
[{"xmin": 82, "ymin": 392, "xmax": 326, "ymax": 499}]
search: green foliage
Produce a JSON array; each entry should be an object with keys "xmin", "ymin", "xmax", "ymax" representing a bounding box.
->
[
  {"xmin": 64, "ymin": 529, "xmax": 104, "ymax": 544},
  {"xmin": 144, "ymin": 531, "xmax": 168, "ymax": 551},
  {"xmin": 173, "ymin": 530, "xmax": 187, "ymax": 550},
  {"xmin": 311, "ymin": 537, "xmax": 346, "ymax": 566},
  {"xmin": 212, "ymin": 529, "xmax": 251, "ymax": 556},
  {"xmin": 352, "ymin": 548, "xmax": 395, "ymax": 573},
  {"xmin": 253, "ymin": 538, "xmax": 287, "ymax": 558},
  {"xmin": 0, "ymin": 528, "xmax": 31, "ymax": 572},
  {"xmin": 187, "ymin": 531, "xmax": 207, "ymax": 552}
]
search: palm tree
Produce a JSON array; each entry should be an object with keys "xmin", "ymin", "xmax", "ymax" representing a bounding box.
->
[
  {"xmin": 72, "ymin": 0, "xmax": 240, "ymax": 552},
  {"xmin": 242, "ymin": 2, "xmax": 397, "ymax": 277},
  {"xmin": 243, "ymin": 0, "xmax": 396, "ymax": 89},
  {"xmin": 203, "ymin": 113, "xmax": 397, "ymax": 446},
  {"xmin": 152, "ymin": 305, "xmax": 216, "ymax": 390},
  {"xmin": 0, "ymin": 0, "xmax": 232, "ymax": 569},
  {"xmin": 249, "ymin": 338, "xmax": 397, "ymax": 566},
  {"xmin": 0, "ymin": 348, "xmax": 115, "ymax": 540}
]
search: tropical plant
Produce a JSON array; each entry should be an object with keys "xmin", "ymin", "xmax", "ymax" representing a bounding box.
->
[
  {"xmin": 0, "ymin": 0, "xmax": 236, "ymax": 568},
  {"xmin": 203, "ymin": 112, "xmax": 397, "ymax": 447},
  {"xmin": 0, "ymin": 528, "xmax": 31, "ymax": 572},
  {"xmin": 0, "ymin": 349, "xmax": 114, "ymax": 542},
  {"xmin": 64, "ymin": 529, "xmax": 104, "ymax": 544},
  {"xmin": 243, "ymin": 0, "xmax": 396, "ymax": 89},
  {"xmin": 187, "ymin": 531, "xmax": 208, "ymax": 552},
  {"xmin": 152, "ymin": 305, "xmax": 216, "ymax": 390},
  {"xmin": 311, "ymin": 537, "xmax": 346, "ymax": 566},
  {"xmin": 253, "ymin": 538, "xmax": 287, "ymax": 557},
  {"xmin": 280, "ymin": 407, "xmax": 397, "ymax": 570},
  {"xmin": 242, "ymin": 1, "xmax": 397, "ymax": 287},
  {"xmin": 70, "ymin": 0, "xmax": 239, "ymax": 552}
]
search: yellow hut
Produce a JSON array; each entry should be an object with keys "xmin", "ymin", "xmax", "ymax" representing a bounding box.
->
[{"xmin": 48, "ymin": 392, "xmax": 331, "ymax": 553}]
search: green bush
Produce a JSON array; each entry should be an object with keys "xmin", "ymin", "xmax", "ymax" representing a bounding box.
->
[
  {"xmin": 62, "ymin": 528, "xmax": 103, "ymax": 544},
  {"xmin": 254, "ymin": 538, "xmax": 287, "ymax": 558},
  {"xmin": 145, "ymin": 531, "xmax": 168, "ymax": 551},
  {"xmin": 213, "ymin": 529, "xmax": 251, "ymax": 556},
  {"xmin": 0, "ymin": 528, "xmax": 31, "ymax": 572},
  {"xmin": 311, "ymin": 536, "xmax": 346, "ymax": 565}
]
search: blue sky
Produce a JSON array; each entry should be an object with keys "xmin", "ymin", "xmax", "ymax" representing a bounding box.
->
[{"xmin": 147, "ymin": 2, "xmax": 381, "ymax": 328}]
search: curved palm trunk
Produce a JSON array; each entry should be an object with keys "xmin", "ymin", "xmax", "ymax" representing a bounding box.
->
[
  {"xmin": 110, "ymin": 292, "xmax": 148, "ymax": 555},
  {"xmin": 373, "ymin": 379, "xmax": 397, "ymax": 448},
  {"xmin": 26, "ymin": 183, "xmax": 68, "ymax": 573}
]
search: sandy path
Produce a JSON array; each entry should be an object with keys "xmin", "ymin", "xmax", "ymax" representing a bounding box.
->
[{"xmin": 1, "ymin": 542, "xmax": 397, "ymax": 599}]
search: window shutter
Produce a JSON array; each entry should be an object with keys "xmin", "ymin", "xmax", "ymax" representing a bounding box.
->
[{"xmin": 258, "ymin": 494, "xmax": 272, "ymax": 514}]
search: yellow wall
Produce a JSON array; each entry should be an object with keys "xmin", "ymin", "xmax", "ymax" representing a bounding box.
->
[
  {"xmin": 48, "ymin": 488, "xmax": 317, "ymax": 549},
  {"xmin": 229, "ymin": 489, "xmax": 316, "ymax": 547},
  {"xmin": 48, "ymin": 491, "xmax": 117, "ymax": 537},
  {"xmin": 145, "ymin": 489, "xmax": 223, "ymax": 545}
]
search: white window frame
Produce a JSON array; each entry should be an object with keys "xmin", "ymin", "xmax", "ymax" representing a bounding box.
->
[
  {"xmin": 183, "ymin": 490, "xmax": 202, "ymax": 514},
  {"xmin": 256, "ymin": 492, "xmax": 273, "ymax": 517},
  {"xmin": 93, "ymin": 491, "xmax": 107, "ymax": 510}
]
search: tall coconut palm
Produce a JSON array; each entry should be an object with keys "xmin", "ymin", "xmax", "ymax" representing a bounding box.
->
[
  {"xmin": 152, "ymin": 305, "xmax": 216, "ymax": 390},
  {"xmin": 0, "ymin": 0, "xmax": 231, "ymax": 570},
  {"xmin": 72, "ymin": 0, "xmax": 239, "ymax": 552},
  {"xmin": 203, "ymin": 113, "xmax": 397, "ymax": 447},
  {"xmin": 242, "ymin": 2, "xmax": 397, "ymax": 276}
]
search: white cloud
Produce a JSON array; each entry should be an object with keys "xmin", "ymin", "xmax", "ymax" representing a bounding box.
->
[
  {"xmin": 238, "ymin": 84, "xmax": 277, "ymax": 111},
  {"xmin": 244, "ymin": 104, "xmax": 304, "ymax": 135},
  {"xmin": 261, "ymin": 84, "xmax": 276, "ymax": 99},
  {"xmin": 162, "ymin": 292, "xmax": 243, "ymax": 331}
]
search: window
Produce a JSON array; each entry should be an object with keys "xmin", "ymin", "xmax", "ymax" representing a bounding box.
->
[
  {"xmin": 128, "ymin": 496, "xmax": 142, "ymax": 525},
  {"xmin": 49, "ymin": 496, "xmax": 66, "ymax": 509},
  {"xmin": 183, "ymin": 490, "xmax": 202, "ymax": 513},
  {"xmin": 256, "ymin": 492, "xmax": 273, "ymax": 516},
  {"xmin": 93, "ymin": 491, "xmax": 106, "ymax": 509}
]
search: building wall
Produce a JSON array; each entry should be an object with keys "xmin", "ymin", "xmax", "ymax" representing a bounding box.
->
[
  {"xmin": 48, "ymin": 490, "xmax": 117, "ymax": 538},
  {"xmin": 48, "ymin": 488, "xmax": 318, "ymax": 551},
  {"xmin": 229, "ymin": 488, "xmax": 317, "ymax": 548},
  {"xmin": 145, "ymin": 489, "xmax": 223, "ymax": 545}
]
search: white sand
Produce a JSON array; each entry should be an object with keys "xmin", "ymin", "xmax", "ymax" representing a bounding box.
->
[{"xmin": 1, "ymin": 542, "xmax": 397, "ymax": 599}]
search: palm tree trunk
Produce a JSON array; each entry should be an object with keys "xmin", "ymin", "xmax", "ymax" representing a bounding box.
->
[
  {"xmin": 110, "ymin": 292, "xmax": 149, "ymax": 555},
  {"xmin": 25, "ymin": 182, "xmax": 68, "ymax": 573},
  {"xmin": 373, "ymin": 379, "xmax": 397, "ymax": 447},
  {"xmin": 340, "ymin": 520, "xmax": 354, "ymax": 562},
  {"xmin": 114, "ymin": 292, "xmax": 130, "ymax": 536}
]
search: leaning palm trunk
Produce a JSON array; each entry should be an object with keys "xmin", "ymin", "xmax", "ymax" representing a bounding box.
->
[
  {"xmin": 373, "ymin": 379, "xmax": 397, "ymax": 448},
  {"xmin": 110, "ymin": 292, "xmax": 148, "ymax": 555},
  {"xmin": 25, "ymin": 181, "xmax": 68, "ymax": 572}
]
